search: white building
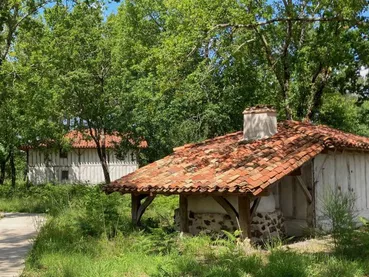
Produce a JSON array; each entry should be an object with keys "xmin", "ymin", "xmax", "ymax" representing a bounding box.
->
[{"xmin": 26, "ymin": 130, "xmax": 144, "ymax": 184}]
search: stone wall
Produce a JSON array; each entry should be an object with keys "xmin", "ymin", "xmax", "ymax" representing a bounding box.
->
[
  {"xmin": 250, "ymin": 210, "xmax": 285, "ymax": 242},
  {"xmin": 174, "ymin": 209, "xmax": 285, "ymax": 243}
]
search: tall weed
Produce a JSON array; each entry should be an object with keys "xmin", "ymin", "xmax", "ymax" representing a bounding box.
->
[{"xmin": 322, "ymin": 188, "xmax": 357, "ymax": 254}]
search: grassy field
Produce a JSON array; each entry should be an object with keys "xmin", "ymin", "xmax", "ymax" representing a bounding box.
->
[{"xmin": 1, "ymin": 183, "xmax": 369, "ymax": 276}]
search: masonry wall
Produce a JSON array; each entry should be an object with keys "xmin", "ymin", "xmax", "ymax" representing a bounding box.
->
[
  {"xmin": 314, "ymin": 151, "xmax": 369, "ymax": 230},
  {"xmin": 27, "ymin": 148, "xmax": 138, "ymax": 184},
  {"xmin": 183, "ymin": 187, "xmax": 285, "ymax": 242}
]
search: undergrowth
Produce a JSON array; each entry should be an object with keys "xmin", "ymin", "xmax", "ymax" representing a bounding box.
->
[{"xmin": 1, "ymin": 183, "xmax": 369, "ymax": 276}]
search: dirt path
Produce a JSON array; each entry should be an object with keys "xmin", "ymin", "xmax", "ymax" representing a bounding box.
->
[{"xmin": 0, "ymin": 213, "xmax": 44, "ymax": 277}]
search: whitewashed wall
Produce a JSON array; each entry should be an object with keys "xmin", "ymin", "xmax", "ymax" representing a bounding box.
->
[
  {"xmin": 314, "ymin": 151, "xmax": 369, "ymax": 230},
  {"xmin": 278, "ymin": 162, "xmax": 312, "ymax": 236},
  {"xmin": 188, "ymin": 195, "xmax": 238, "ymax": 213},
  {"xmin": 188, "ymin": 187, "xmax": 279, "ymax": 214},
  {"xmin": 27, "ymin": 148, "xmax": 138, "ymax": 184}
]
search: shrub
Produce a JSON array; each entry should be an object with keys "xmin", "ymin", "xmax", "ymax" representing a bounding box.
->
[
  {"xmin": 77, "ymin": 190, "xmax": 130, "ymax": 238},
  {"xmin": 322, "ymin": 188, "xmax": 357, "ymax": 253}
]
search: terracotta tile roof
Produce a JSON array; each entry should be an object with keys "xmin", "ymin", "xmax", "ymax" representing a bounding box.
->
[
  {"xmin": 66, "ymin": 130, "xmax": 148, "ymax": 149},
  {"xmin": 22, "ymin": 130, "xmax": 147, "ymax": 150},
  {"xmin": 65, "ymin": 130, "xmax": 120, "ymax": 148},
  {"xmin": 104, "ymin": 121, "xmax": 369, "ymax": 196}
]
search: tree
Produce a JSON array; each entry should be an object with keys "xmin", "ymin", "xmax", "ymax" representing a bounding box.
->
[
  {"xmin": 160, "ymin": 0, "xmax": 369, "ymax": 120},
  {"xmin": 0, "ymin": 0, "xmax": 56, "ymax": 68},
  {"xmin": 0, "ymin": 0, "xmax": 57, "ymax": 187},
  {"xmin": 109, "ymin": 0, "xmax": 369, "ymax": 163},
  {"xmin": 29, "ymin": 3, "xmax": 118, "ymax": 183}
]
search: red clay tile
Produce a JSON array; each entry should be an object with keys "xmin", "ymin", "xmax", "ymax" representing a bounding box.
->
[{"xmin": 104, "ymin": 120, "xmax": 369, "ymax": 196}]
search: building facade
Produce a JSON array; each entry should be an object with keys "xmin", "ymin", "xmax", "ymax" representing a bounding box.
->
[{"xmin": 26, "ymin": 130, "xmax": 141, "ymax": 184}]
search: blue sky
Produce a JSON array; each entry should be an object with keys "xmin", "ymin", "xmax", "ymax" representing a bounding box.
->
[{"xmin": 105, "ymin": 1, "xmax": 120, "ymax": 16}]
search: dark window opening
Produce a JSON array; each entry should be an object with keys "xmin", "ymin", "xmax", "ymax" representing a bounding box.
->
[
  {"xmin": 60, "ymin": 149, "xmax": 68, "ymax": 159},
  {"xmin": 61, "ymin": 170, "xmax": 69, "ymax": 181},
  {"xmin": 131, "ymin": 152, "xmax": 136, "ymax": 162}
]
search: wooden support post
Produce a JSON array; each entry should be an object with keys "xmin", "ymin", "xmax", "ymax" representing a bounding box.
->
[
  {"xmin": 131, "ymin": 194, "xmax": 141, "ymax": 225},
  {"xmin": 238, "ymin": 195, "xmax": 251, "ymax": 239},
  {"xmin": 179, "ymin": 195, "xmax": 189, "ymax": 233},
  {"xmin": 292, "ymin": 177, "xmax": 297, "ymax": 218}
]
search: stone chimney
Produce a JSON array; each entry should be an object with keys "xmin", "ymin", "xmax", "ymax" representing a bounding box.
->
[{"xmin": 243, "ymin": 106, "xmax": 277, "ymax": 141}]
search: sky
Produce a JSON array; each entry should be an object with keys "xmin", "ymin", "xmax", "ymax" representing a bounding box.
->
[{"xmin": 105, "ymin": 1, "xmax": 120, "ymax": 16}]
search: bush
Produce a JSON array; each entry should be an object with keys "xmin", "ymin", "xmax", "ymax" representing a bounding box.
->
[
  {"xmin": 322, "ymin": 188, "xmax": 357, "ymax": 253},
  {"xmin": 0, "ymin": 182, "xmax": 93, "ymax": 214},
  {"xmin": 77, "ymin": 190, "xmax": 131, "ymax": 238}
]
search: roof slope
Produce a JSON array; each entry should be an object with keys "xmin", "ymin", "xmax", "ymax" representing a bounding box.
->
[
  {"xmin": 67, "ymin": 130, "xmax": 148, "ymax": 149},
  {"xmin": 66, "ymin": 130, "xmax": 121, "ymax": 149},
  {"xmin": 104, "ymin": 121, "xmax": 369, "ymax": 196},
  {"xmin": 23, "ymin": 130, "xmax": 148, "ymax": 150}
]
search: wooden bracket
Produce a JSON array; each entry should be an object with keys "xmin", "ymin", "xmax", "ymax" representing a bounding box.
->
[
  {"xmin": 250, "ymin": 197, "xmax": 261, "ymax": 219},
  {"xmin": 131, "ymin": 194, "xmax": 156, "ymax": 226},
  {"xmin": 213, "ymin": 195, "xmax": 259, "ymax": 239},
  {"xmin": 213, "ymin": 196, "xmax": 240, "ymax": 228},
  {"xmin": 296, "ymin": 176, "xmax": 313, "ymax": 203}
]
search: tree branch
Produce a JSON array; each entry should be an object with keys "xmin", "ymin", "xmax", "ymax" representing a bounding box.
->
[
  {"xmin": 210, "ymin": 16, "xmax": 368, "ymax": 32},
  {"xmin": 1, "ymin": 0, "xmax": 52, "ymax": 65}
]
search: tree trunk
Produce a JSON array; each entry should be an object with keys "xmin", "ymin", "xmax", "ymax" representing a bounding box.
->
[
  {"xmin": 10, "ymin": 149, "xmax": 16, "ymax": 188},
  {"xmin": 100, "ymin": 153, "xmax": 111, "ymax": 184},
  {"xmin": 25, "ymin": 150, "xmax": 30, "ymax": 188},
  {"xmin": 96, "ymin": 135, "xmax": 111, "ymax": 184},
  {"xmin": 0, "ymin": 160, "xmax": 6, "ymax": 185},
  {"xmin": 89, "ymin": 127, "xmax": 111, "ymax": 184},
  {"xmin": 0, "ymin": 152, "xmax": 11, "ymax": 185}
]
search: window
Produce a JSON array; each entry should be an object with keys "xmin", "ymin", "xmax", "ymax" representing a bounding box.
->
[
  {"xmin": 61, "ymin": 170, "xmax": 69, "ymax": 181},
  {"xmin": 130, "ymin": 152, "xmax": 136, "ymax": 162},
  {"xmin": 59, "ymin": 149, "xmax": 68, "ymax": 159}
]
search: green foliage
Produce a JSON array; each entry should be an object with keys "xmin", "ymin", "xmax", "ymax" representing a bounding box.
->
[
  {"xmin": 77, "ymin": 190, "xmax": 128, "ymax": 238},
  {"xmin": 322, "ymin": 188, "xmax": 357, "ymax": 254},
  {"xmin": 1, "ymin": 0, "xmax": 369, "ymax": 175},
  {"xmin": 1, "ymin": 183, "xmax": 369, "ymax": 276},
  {"xmin": 318, "ymin": 93, "xmax": 360, "ymax": 133},
  {"xmin": 0, "ymin": 182, "xmax": 92, "ymax": 214},
  {"xmin": 108, "ymin": 0, "xmax": 369, "ymax": 163}
]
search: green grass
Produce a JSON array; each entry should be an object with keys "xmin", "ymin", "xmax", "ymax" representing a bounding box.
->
[{"xmin": 1, "ymin": 183, "xmax": 369, "ymax": 276}]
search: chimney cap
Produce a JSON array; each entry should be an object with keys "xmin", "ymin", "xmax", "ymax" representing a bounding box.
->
[{"xmin": 243, "ymin": 105, "xmax": 276, "ymax": 114}]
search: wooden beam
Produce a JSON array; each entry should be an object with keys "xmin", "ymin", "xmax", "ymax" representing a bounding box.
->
[
  {"xmin": 296, "ymin": 176, "xmax": 313, "ymax": 203},
  {"xmin": 136, "ymin": 195, "xmax": 156, "ymax": 224},
  {"xmin": 292, "ymin": 177, "xmax": 297, "ymax": 218},
  {"xmin": 179, "ymin": 195, "xmax": 189, "ymax": 233},
  {"xmin": 238, "ymin": 195, "xmax": 252, "ymax": 239},
  {"xmin": 213, "ymin": 196, "xmax": 240, "ymax": 229},
  {"xmin": 131, "ymin": 194, "xmax": 141, "ymax": 225},
  {"xmin": 289, "ymin": 167, "xmax": 302, "ymax": 176},
  {"xmin": 131, "ymin": 194, "xmax": 156, "ymax": 226},
  {"xmin": 250, "ymin": 197, "xmax": 261, "ymax": 219},
  {"xmin": 257, "ymin": 190, "xmax": 270, "ymax": 197}
]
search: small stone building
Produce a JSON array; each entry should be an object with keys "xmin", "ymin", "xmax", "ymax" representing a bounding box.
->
[{"xmin": 104, "ymin": 106, "xmax": 369, "ymax": 241}]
